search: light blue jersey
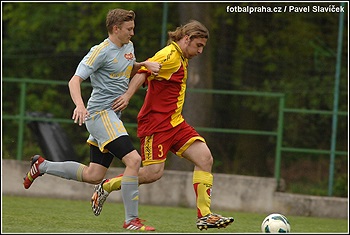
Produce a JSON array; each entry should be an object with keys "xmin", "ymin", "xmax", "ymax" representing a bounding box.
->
[
  {"xmin": 75, "ymin": 38, "xmax": 136, "ymax": 115},
  {"xmin": 75, "ymin": 38, "xmax": 136, "ymax": 152}
]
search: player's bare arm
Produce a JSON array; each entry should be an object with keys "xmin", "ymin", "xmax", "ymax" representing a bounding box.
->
[
  {"xmin": 68, "ymin": 75, "xmax": 89, "ymax": 126},
  {"xmin": 112, "ymin": 72, "xmax": 147, "ymax": 112},
  {"xmin": 131, "ymin": 61, "xmax": 161, "ymax": 78}
]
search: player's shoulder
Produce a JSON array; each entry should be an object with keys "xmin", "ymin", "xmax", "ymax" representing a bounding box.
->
[
  {"xmin": 93, "ymin": 39, "xmax": 110, "ymax": 49},
  {"xmin": 155, "ymin": 43, "xmax": 180, "ymax": 63},
  {"xmin": 89, "ymin": 39, "xmax": 111, "ymax": 55}
]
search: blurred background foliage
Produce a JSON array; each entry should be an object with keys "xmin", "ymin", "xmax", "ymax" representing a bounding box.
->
[{"xmin": 2, "ymin": 2, "xmax": 348, "ymax": 197}]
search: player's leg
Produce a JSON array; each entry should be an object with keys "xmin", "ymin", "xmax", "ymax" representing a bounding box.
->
[
  {"xmin": 182, "ymin": 140, "xmax": 234, "ymax": 230},
  {"xmin": 97, "ymin": 161, "xmax": 165, "ymax": 194},
  {"xmin": 111, "ymin": 139, "xmax": 141, "ymax": 225},
  {"xmin": 100, "ymin": 136, "xmax": 142, "ymax": 193},
  {"xmin": 91, "ymin": 133, "xmax": 155, "ymax": 230},
  {"xmin": 83, "ymin": 144, "xmax": 112, "ymax": 183},
  {"xmin": 91, "ymin": 135, "xmax": 166, "ymax": 223},
  {"xmin": 101, "ymin": 161, "xmax": 165, "ymax": 193},
  {"xmin": 138, "ymin": 162, "xmax": 165, "ymax": 184},
  {"xmin": 182, "ymin": 140, "xmax": 213, "ymax": 214},
  {"xmin": 24, "ymin": 109, "xmax": 117, "ymax": 189},
  {"xmin": 98, "ymin": 131, "xmax": 169, "ymax": 194},
  {"xmin": 91, "ymin": 129, "xmax": 169, "ymax": 226},
  {"xmin": 109, "ymin": 135, "xmax": 155, "ymax": 230},
  {"xmin": 89, "ymin": 144, "xmax": 115, "ymax": 216},
  {"xmin": 175, "ymin": 122, "xmax": 234, "ymax": 230},
  {"xmin": 90, "ymin": 135, "xmax": 131, "ymax": 215},
  {"xmin": 91, "ymin": 132, "xmax": 167, "ymax": 196},
  {"xmin": 121, "ymin": 150, "xmax": 155, "ymax": 231},
  {"xmin": 23, "ymin": 145, "xmax": 108, "ymax": 189},
  {"xmin": 92, "ymin": 162, "xmax": 165, "ymax": 220}
]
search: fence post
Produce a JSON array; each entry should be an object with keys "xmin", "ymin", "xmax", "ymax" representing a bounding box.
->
[
  {"xmin": 17, "ymin": 81, "xmax": 27, "ymax": 160},
  {"xmin": 328, "ymin": 1, "xmax": 345, "ymax": 196},
  {"xmin": 274, "ymin": 95, "xmax": 285, "ymax": 190}
]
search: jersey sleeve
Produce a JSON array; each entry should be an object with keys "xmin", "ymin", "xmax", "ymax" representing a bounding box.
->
[
  {"xmin": 138, "ymin": 46, "xmax": 181, "ymax": 82},
  {"xmin": 75, "ymin": 44, "xmax": 107, "ymax": 80}
]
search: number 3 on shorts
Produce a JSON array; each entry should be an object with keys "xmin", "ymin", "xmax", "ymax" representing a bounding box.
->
[{"xmin": 158, "ymin": 144, "xmax": 163, "ymax": 158}]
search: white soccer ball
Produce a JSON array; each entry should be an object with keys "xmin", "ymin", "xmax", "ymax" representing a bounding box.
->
[{"xmin": 261, "ymin": 213, "xmax": 291, "ymax": 233}]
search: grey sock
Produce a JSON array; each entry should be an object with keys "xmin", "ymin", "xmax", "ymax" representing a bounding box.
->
[
  {"xmin": 121, "ymin": 176, "xmax": 139, "ymax": 223},
  {"xmin": 40, "ymin": 160, "xmax": 85, "ymax": 181}
]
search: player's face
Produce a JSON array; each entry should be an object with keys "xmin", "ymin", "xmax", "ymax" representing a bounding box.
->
[
  {"xmin": 184, "ymin": 37, "xmax": 207, "ymax": 59},
  {"xmin": 115, "ymin": 20, "xmax": 135, "ymax": 46}
]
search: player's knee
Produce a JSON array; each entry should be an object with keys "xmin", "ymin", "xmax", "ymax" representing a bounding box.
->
[
  {"xmin": 123, "ymin": 150, "xmax": 142, "ymax": 168},
  {"xmin": 82, "ymin": 166, "xmax": 106, "ymax": 184},
  {"xmin": 205, "ymin": 154, "xmax": 213, "ymax": 167},
  {"xmin": 83, "ymin": 174, "xmax": 105, "ymax": 184},
  {"xmin": 139, "ymin": 165, "xmax": 164, "ymax": 183},
  {"xmin": 196, "ymin": 153, "xmax": 213, "ymax": 171}
]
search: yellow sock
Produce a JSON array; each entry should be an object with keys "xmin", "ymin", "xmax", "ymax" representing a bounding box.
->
[
  {"xmin": 103, "ymin": 174, "xmax": 123, "ymax": 193},
  {"xmin": 193, "ymin": 171, "xmax": 213, "ymax": 218}
]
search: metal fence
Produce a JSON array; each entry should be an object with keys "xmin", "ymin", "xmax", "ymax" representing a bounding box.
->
[{"xmin": 2, "ymin": 77, "xmax": 348, "ymax": 196}]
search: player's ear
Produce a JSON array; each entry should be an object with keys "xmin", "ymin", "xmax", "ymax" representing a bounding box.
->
[
  {"xmin": 184, "ymin": 35, "xmax": 190, "ymax": 44},
  {"xmin": 113, "ymin": 25, "xmax": 120, "ymax": 33}
]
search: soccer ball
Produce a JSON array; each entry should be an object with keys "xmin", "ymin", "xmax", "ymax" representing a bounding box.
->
[{"xmin": 261, "ymin": 213, "xmax": 291, "ymax": 233}]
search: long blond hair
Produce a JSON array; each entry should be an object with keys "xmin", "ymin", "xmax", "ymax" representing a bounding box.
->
[{"xmin": 167, "ymin": 20, "xmax": 209, "ymax": 45}]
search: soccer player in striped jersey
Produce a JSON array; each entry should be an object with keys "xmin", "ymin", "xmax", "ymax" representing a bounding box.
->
[
  {"xmin": 92, "ymin": 20, "xmax": 234, "ymax": 231},
  {"xmin": 23, "ymin": 8, "xmax": 161, "ymax": 231}
]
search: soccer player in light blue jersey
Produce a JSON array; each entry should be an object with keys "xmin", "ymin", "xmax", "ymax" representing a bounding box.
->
[{"xmin": 23, "ymin": 8, "xmax": 161, "ymax": 231}]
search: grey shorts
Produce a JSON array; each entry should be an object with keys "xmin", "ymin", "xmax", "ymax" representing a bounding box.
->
[{"xmin": 85, "ymin": 109, "xmax": 128, "ymax": 153}]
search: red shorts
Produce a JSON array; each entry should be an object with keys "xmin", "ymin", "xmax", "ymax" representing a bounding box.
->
[{"xmin": 140, "ymin": 121, "xmax": 206, "ymax": 166}]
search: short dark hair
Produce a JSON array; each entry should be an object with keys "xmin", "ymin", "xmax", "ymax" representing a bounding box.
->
[{"xmin": 106, "ymin": 9, "xmax": 135, "ymax": 33}]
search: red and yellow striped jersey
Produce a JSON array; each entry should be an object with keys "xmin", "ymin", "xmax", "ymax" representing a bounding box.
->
[{"xmin": 137, "ymin": 42, "xmax": 189, "ymax": 137}]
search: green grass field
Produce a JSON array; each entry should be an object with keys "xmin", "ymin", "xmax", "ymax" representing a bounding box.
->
[{"xmin": 2, "ymin": 195, "xmax": 348, "ymax": 233}]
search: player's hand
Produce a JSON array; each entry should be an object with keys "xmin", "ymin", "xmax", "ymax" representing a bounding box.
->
[
  {"xmin": 112, "ymin": 94, "xmax": 130, "ymax": 112},
  {"xmin": 72, "ymin": 105, "xmax": 89, "ymax": 126},
  {"xmin": 144, "ymin": 61, "xmax": 161, "ymax": 76}
]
